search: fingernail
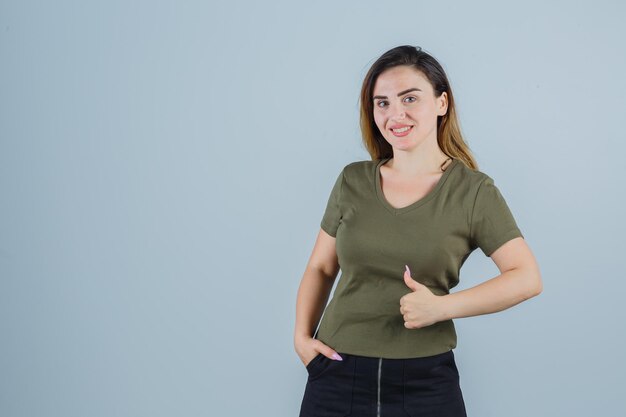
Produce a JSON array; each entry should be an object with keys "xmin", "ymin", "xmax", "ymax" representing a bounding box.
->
[
  {"xmin": 332, "ymin": 353, "xmax": 343, "ymax": 361},
  {"xmin": 405, "ymin": 265, "xmax": 411, "ymax": 275}
]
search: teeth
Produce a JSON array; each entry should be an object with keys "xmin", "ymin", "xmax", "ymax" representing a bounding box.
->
[{"xmin": 392, "ymin": 126, "xmax": 411, "ymax": 133}]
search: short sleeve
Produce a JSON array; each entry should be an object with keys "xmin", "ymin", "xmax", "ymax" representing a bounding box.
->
[
  {"xmin": 470, "ymin": 176, "xmax": 524, "ymax": 257},
  {"xmin": 320, "ymin": 169, "xmax": 344, "ymax": 237}
]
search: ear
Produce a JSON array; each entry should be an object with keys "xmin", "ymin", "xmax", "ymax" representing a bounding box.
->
[{"xmin": 438, "ymin": 91, "xmax": 448, "ymax": 116}]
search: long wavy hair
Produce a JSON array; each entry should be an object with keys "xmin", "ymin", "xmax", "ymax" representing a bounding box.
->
[{"xmin": 359, "ymin": 45, "xmax": 479, "ymax": 170}]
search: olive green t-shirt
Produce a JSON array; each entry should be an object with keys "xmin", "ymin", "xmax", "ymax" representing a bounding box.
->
[{"xmin": 314, "ymin": 157, "xmax": 524, "ymax": 359}]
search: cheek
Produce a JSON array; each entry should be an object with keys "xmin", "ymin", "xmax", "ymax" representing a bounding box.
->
[{"xmin": 415, "ymin": 105, "xmax": 435, "ymax": 120}]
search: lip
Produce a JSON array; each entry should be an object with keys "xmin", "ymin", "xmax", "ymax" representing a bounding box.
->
[
  {"xmin": 389, "ymin": 124, "xmax": 413, "ymax": 129},
  {"xmin": 390, "ymin": 125, "xmax": 413, "ymax": 137}
]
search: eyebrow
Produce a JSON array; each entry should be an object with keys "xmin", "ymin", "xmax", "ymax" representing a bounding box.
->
[{"xmin": 373, "ymin": 87, "xmax": 422, "ymax": 100}]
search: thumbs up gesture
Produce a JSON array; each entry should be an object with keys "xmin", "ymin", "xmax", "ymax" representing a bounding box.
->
[{"xmin": 400, "ymin": 265, "xmax": 445, "ymax": 329}]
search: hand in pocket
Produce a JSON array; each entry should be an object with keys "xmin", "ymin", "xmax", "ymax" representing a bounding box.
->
[{"xmin": 295, "ymin": 336, "xmax": 343, "ymax": 367}]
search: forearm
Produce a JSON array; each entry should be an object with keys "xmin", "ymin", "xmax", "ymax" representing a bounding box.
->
[
  {"xmin": 440, "ymin": 267, "xmax": 542, "ymax": 320},
  {"xmin": 294, "ymin": 266, "xmax": 336, "ymax": 341}
]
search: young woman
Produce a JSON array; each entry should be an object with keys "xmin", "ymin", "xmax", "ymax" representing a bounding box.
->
[{"xmin": 294, "ymin": 45, "xmax": 542, "ymax": 417}]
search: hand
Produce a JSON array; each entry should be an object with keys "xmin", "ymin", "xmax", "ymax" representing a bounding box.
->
[
  {"xmin": 294, "ymin": 335, "xmax": 343, "ymax": 367},
  {"xmin": 399, "ymin": 265, "xmax": 445, "ymax": 329}
]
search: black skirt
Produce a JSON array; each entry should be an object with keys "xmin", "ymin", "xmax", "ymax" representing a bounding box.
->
[{"xmin": 299, "ymin": 349, "xmax": 467, "ymax": 417}]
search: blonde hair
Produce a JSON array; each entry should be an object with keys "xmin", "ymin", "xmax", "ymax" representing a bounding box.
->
[{"xmin": 359, "ymin": 45, "xmax": 479, "ymax": 170}]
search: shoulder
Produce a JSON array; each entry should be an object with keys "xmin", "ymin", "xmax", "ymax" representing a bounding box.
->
[
  {"xmin": 450, "ymin": 159, "xmax": 496, "ymax": 191},
  {"xmin": 343, "ymin": 159, "xmax": 377, "ymax": 171},
  {"xmin": 452, "ymin": 159, "xmax": 490, "ymax": 182},
  {"xmin": 335, "ymin": 159, "xmax": 379, "ymax": 179},
  {"xmin": 445, "ymin": 159, "xmax": 507, "ymax": 207}
]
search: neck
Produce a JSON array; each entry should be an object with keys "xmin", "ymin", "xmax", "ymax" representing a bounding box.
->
[{"xmin": 385, "ymin": 150, "xmax": 451, "ymax": 176}]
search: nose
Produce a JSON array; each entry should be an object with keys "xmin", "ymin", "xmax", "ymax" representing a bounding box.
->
[{"xmin": 389, "ymin": 101, "xmax": 406, "ymax": 120}]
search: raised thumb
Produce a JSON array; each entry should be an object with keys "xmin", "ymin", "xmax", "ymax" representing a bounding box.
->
[{"xmin": 404, "ymin": 265, "xmax": 420, "ymax": 290}]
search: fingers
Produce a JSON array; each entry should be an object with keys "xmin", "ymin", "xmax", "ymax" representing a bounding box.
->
[{"xmin": 315, "ymin": 341, "xmax": 343, "ymax": 361}]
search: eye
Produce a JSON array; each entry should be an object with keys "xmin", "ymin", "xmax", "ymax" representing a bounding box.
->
[
  {"xmin": 404, "ymin": 96, "xmax": 417, "ymax": 103},
  {"xmin": 375, "ymin": 100, "xmax": 388, "ymax": 108}
]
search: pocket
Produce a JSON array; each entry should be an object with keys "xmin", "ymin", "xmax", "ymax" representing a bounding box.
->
[
  {"xmin": 305, "ymin": 352, "xmax": 324, "ymax": 374},
  {"xmin": 403, "ymin": 350, "xmax": 464, "ymax": 416},
  {"xmin": 301, "ymin": 352, "xmax": 355, "ymax": 417},
  {"xmin": 429, "ymin": 351, "xmax": 458, "ymax": 379}
]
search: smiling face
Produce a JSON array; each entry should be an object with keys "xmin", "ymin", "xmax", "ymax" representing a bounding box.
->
[{"xmin": 372, "ymin": 65, "xmax": 448, "ymax": 152}]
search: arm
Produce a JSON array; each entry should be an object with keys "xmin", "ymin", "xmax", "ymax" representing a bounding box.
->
[
  {"xmin": 294, "ymin": 228, "xmax": 339, "ymax": 346},
  {"xmin": 439, "ymin": 237, "xmax": 542, "ymax": 320}
]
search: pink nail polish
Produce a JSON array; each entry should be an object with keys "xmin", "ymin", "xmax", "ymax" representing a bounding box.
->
[
  {"xmin": 332, "ymin": 353, "xmax": 343, "ymax": 361},
  {"xmin": 405, "ymin": 265, "xmax": 411, "ymax": 275}
]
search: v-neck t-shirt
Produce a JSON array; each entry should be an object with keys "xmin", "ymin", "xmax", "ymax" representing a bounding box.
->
[{"xmin": 314, "ymin": 157, "xmax": 524, "ymax": 359}]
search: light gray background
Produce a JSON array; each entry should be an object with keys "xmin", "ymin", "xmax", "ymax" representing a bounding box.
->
[{"xmin": 1, "ymin": 1, "xmax": 624, "ymax": 416}]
